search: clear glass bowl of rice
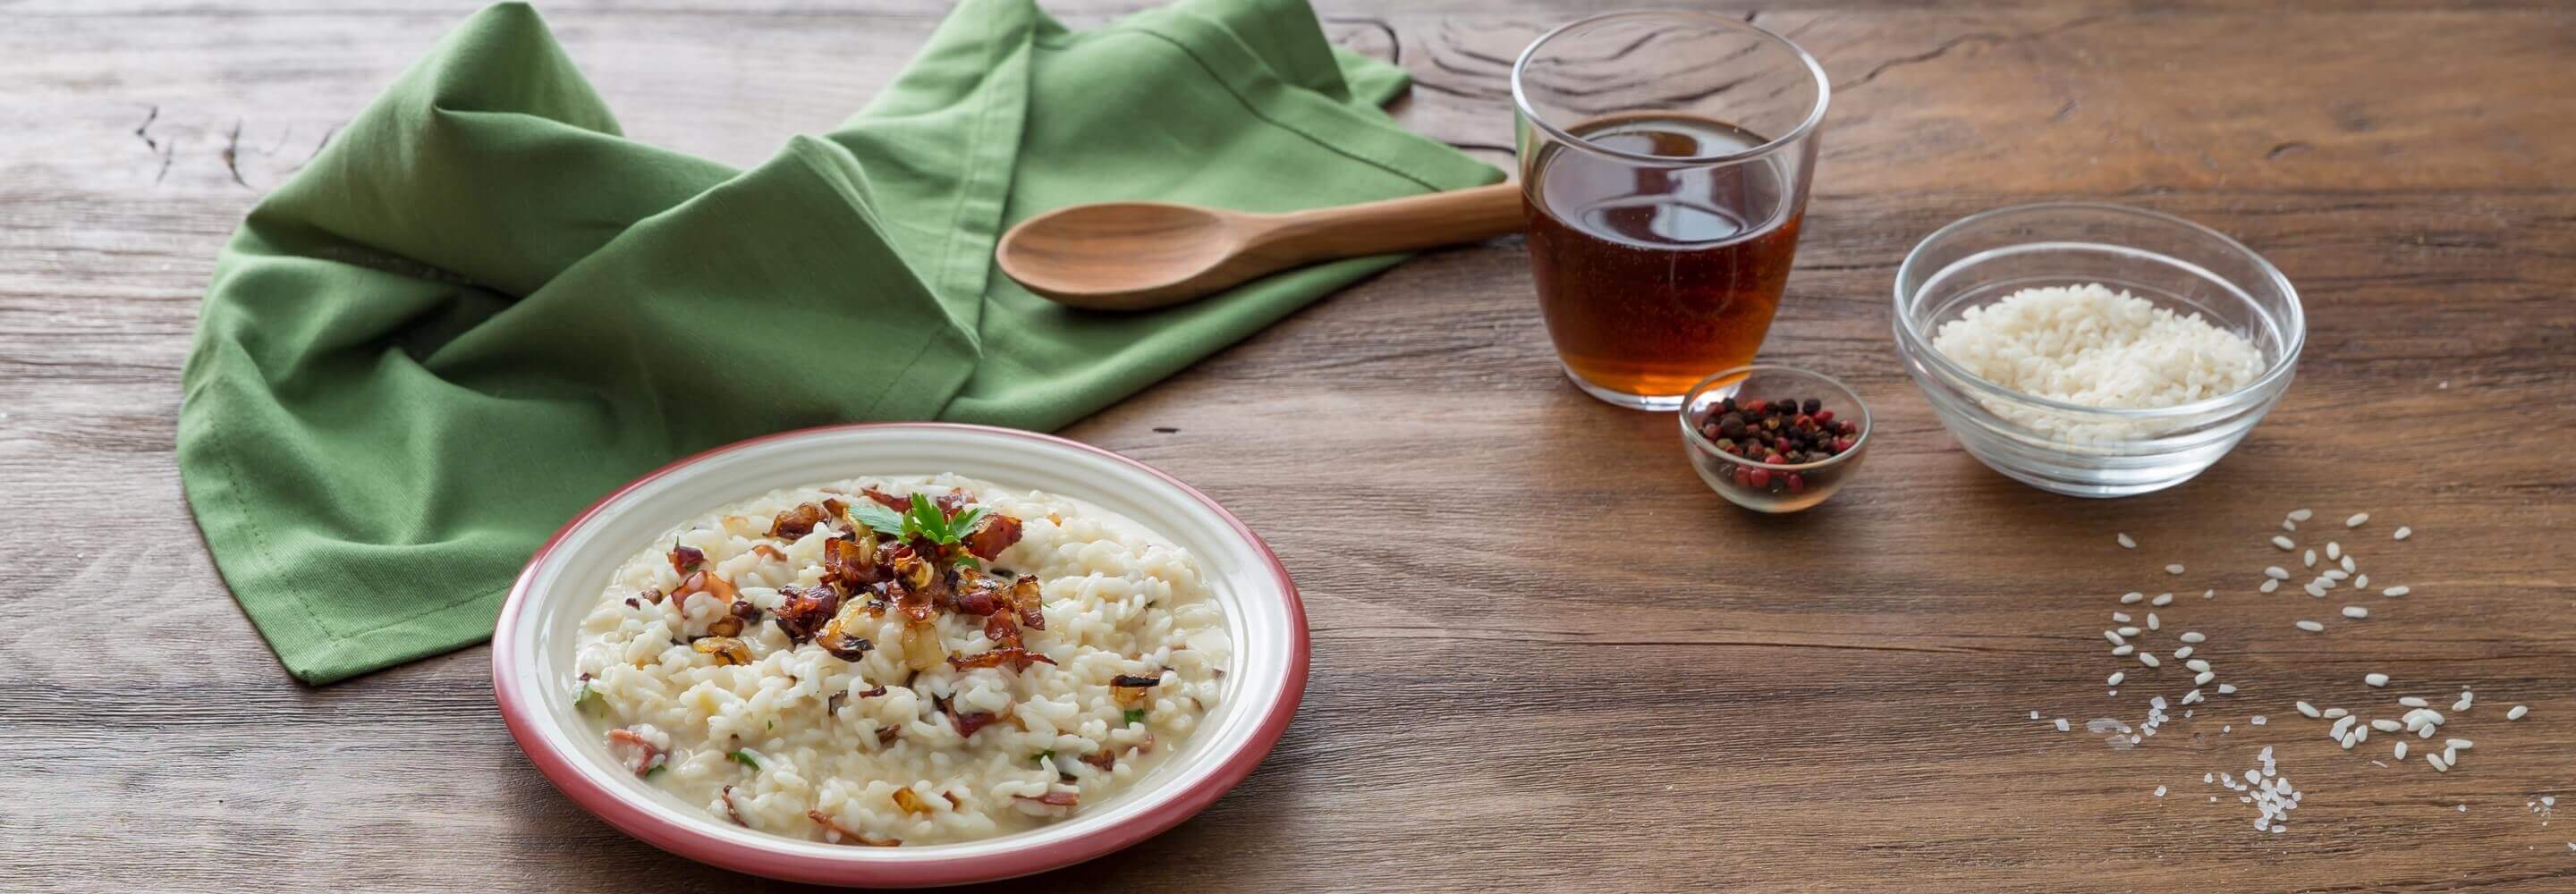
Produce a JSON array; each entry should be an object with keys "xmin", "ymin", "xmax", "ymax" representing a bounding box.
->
[{"xmin": 1893, "ymin": 203, "xmax": 2305, "ymax": 497}]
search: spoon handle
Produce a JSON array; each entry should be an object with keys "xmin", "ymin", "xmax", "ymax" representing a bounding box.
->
[{"xmin": 1250, "ymin": 181, "xmax": 1526, "ymax": 263}]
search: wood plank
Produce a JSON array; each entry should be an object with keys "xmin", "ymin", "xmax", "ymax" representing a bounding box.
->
[{"xmin": 1, "ymin": 2, "xmax": 2571, "ymax": 891}]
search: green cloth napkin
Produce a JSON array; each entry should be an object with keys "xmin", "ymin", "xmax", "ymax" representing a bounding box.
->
[{"xmin": 179, "ymin": 0, "xmax": 1498, "ymax": 684}]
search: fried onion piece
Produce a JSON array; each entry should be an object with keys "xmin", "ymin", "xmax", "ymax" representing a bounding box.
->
[
  {"xmin": 691, "ymin": 637, "xmax": 753, "ymax": 666},
  {"xmin": 807, "ymin": 810, "xmax": 900, "ymax": 847},
  {"xmin": 1007, "ymin": 575, "xmax": 1045, "ymax": 631},
  {"xmin": 899, "ymin": 622, "xmax": 945, "ymax": 670},
  {"xmin": 860, "ymin": 487, "xmax": 913, "ymax": 512},
  {"xmin": 750, "ymin": 544, "xmax": 788, "ymax": 561},
  {"xmin": 1078, "ymin": 750, "xmax": 1116, "ymax": 772},
  {"xmin": 890, "ymin": 788, "xmax": 935, "ymax": 815},
  {"xmin": 958, "ymin": 512, "xmax": 1022, "ymax": 561},
  {"xmin": 814, "ymin": 596, "xmax": 876, "ymax": 662},
  {"xmin": 1013, "ymin": 791, "xmax": 1079, "ymax": 807},
  {"xmin": 768, "ymin": 502, "xmax": 830, "ymax": 538}
]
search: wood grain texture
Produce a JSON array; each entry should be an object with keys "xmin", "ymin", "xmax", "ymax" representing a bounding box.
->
[{"xmin": 4, "ymin": 2, "xmax": 2572, "ymax": 891}]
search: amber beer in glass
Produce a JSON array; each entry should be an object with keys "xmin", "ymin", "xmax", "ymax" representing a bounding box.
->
[{"xmin": 1511, "ymin": 12, "xmax": 1829, "ymax": 409}]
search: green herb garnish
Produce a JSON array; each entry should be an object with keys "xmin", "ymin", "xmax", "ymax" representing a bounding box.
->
[
  {"xmin": 728, "ymin": 749, "xmax": 762, "ymax": 772},
  {"xmin": 1033, "ymin": 750, "xmax": 1055, "ymax": 767},
  {"xmin": 573, "ymin": 681, "xmax": 604, "ymax": 713},
  {"xmin": 851, "ymin": 502, "xmax": 907, "ymax": 537},
  {"xmin": 645, "ymin": 764, "xmax": 667, "ymax": 778},
  {"xmin": 1123, "ymin": 709, "xmax": 1147, "ymax": 725},
  {"xmin": 855, "ymin": 493, "xmax": 988, "ymax": 568}
]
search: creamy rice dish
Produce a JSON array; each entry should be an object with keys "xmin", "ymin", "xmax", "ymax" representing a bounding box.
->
[{"xmin": 572, "ymin": 475, "xmax": 1229, "ymax": 846}]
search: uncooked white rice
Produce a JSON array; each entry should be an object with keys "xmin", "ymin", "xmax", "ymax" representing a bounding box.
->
[
  {"xmin": 1928, "ymin": 283, "xmax": 2265, "ymax": 440},
  {"xmin": 2342, "ymin": 606, "xmax": 2368, "ymax": 619},
  {"xmin": 2295, "ymin": 620, "xmax": 2326, "ymax": 632}
]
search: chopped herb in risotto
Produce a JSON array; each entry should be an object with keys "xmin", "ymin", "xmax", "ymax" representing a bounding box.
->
[{"xmin": 574, "ymin": 475, "xmax": 1228, "ymax": 846}]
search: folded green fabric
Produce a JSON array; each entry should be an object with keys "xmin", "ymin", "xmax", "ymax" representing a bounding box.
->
[{"xmin": 179, "ymin": 0, "xmax": 1498, "ymax": 684}]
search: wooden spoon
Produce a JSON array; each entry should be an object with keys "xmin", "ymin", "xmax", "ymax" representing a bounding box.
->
[{"xmin": 996, "ymin": 181, "xmax": 1525, "ymax": 311}]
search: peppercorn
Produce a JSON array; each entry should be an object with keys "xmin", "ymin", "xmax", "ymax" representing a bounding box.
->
[{"xmin": 1801, "ymin": 398, "xmax": 1822, "ymax": 415}]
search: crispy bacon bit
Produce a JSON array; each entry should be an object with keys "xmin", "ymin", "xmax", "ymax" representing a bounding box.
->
[
  {"xmin": 935, "ymin": 489, "xmax": 974, "ymax": 519},
  {"xmin": 639, "ymin": 587, "xmax": 665, "ymax": 604},
  {"xmin": 750, "ymin": 544, "xmax": 788, "ymax": 561},
  {"xmin": 1110, "ymin": 674, "xmax": 1164, "ymax": 688},
  {"xmin": 807, "ymin": 810, "xmax": 900, "ymax": 847},
  {"xmin": 822, "ymin": 534, "xmax": 882, "ymax": 588},
  {"xmin": 623, "ymin": 596, "xmax": 640, "ymax": 609},
  {"xmin": 774, "ymin": 586, "xmax": 840, "ymax": 644},
  {"xmin": 821, "ymin": 497, "xmax": 848, "ymax": 519},
  {"xmin": 891, "ymin": 788, "xmax": 934, "ymax": 815},
  {"xmin": 769, "ymin": 502, "xmax": 831, "ymax": 538},
  {"xmin": 934, "ymin": 694, "xmax": 1001, "ymax": 739},
  {"xmin": 947, "ymin": 571, "xmax": 1005, "ymax": 616},
  {"xmin": 860, "ymin": 487, "xmax": 913, "ymax": 512},
  {"xmin": 1079, "ymin": 751, "xmax": 1116, "ymax": 771},
  {"xmin": 720, "ymin": 786, "xmax": 749, "ymax": 827},
  {"xmin": 691, "ymin": 637, "xmax": 752, "ymax": 665},
  {"xmin": 876, "ymin": 727, "xmax": 900, "ymax": 746},
  {"xmin": 669, "ymin": 544, "xmax": 707, "ymax": 575},
  {"xmin": 851, "ymin": 684, "xmax": 888, "ymax": 699},
  {"xmin": 827, "ymin": 691, "xmax": 848, "ymax": 714},
  {"xmin": 674, "ymin": 569, "xmax": 738, "ymax": 611},
  {"xmin": 606, "ymin": 728, "xmax": 667, "ymax": 775},
  {"xmin": 959, "ymin": 513, "xmax": 1022, "ymax": 561},
  {"xmin": 1013, "ymin": 790, "xmax": 1079, "ymax": 807}
]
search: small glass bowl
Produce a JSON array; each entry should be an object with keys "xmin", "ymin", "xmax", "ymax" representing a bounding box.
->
[
  {"xmin": 1679, "ymin": 365, "xmax": 1870, "ymax": 513},
  {"xmin": 1893, "ymin": 203, "xmax": 2304, "ymax": 497}
]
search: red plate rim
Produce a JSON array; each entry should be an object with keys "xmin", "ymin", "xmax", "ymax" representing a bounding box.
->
[{"xmin": 490, "ymin": 422, "xmax": 1309, "ymax": 887}]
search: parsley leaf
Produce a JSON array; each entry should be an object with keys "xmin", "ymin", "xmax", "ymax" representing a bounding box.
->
[
  {"xmin": 573, "ymin": 682, "xmax": 603, "ymax": 713},
  {"xmin": 851, "ymin": 502, "xmax": 907, "ymax": 536},
  {"xmin": 728, "ymin": 749, "xmax": 762, "ymax": 772},
  {"xmin": 1123, "ymin": 708, "xmax": 1147, "ymax": 725},
  {"xmin": 1033, "ymin": 750, "xmax": 1055, "ymax": 767}
]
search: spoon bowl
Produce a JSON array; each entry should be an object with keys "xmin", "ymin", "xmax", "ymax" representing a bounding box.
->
[
  {"xmin": 996, "ymin": 202, "xmax": 1250, "ymax": 310},
  {"xmin": 996, "ymin": 182, "xmax": 1525, "ymax": 312}
]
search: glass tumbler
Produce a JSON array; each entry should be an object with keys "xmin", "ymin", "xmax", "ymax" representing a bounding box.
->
[{"xmin": 1512, "ymin": 12, "xmax": 1829, "ymax": 410}]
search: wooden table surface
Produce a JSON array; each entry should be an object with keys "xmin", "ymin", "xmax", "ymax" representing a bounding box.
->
[{"xmin": 6, "ymin": 1, "xmax": 2572, "ymax": 890}]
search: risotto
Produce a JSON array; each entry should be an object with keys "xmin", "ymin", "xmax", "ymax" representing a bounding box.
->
[{"xmin": 572, "ymin": 474, "xmax": 1229, "ymax": 846}]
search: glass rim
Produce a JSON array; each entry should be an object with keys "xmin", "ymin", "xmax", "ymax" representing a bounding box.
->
[
  {"xmin": 1890, "ymin": 201, "xmax": 2308, "ymax": 420},
  {"xmin": 1677, "ymin": 364, "xmax": 1872, "ymax": 471},
  {"xmin": 1510, "ymin": 9, "xmax": 1832, "ymax": 168}
]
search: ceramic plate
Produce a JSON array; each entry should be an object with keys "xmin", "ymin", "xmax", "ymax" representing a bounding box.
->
[{"xmin": 491, "ymin": 423, "xmax": 1306, "ymax": 887}]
